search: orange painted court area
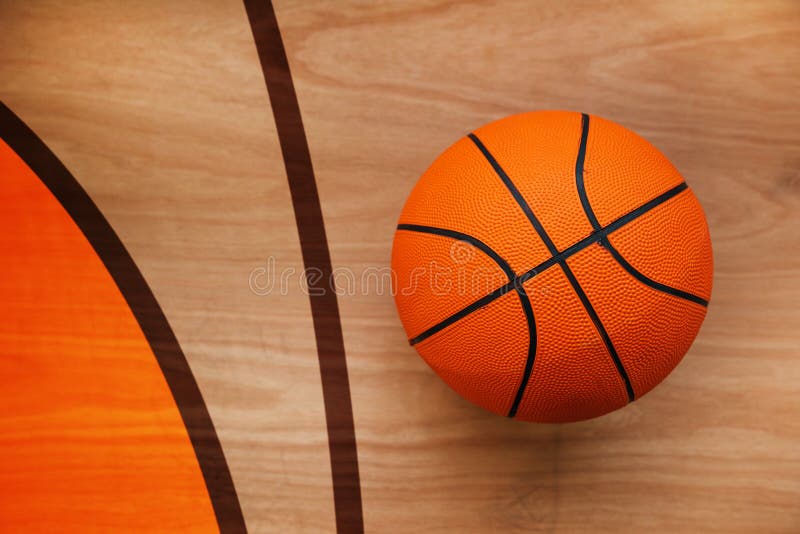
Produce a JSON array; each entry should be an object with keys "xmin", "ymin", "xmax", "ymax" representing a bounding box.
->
[{"xmin": 0, "ymin": 140, "xmax": 216, "ymax": 532}]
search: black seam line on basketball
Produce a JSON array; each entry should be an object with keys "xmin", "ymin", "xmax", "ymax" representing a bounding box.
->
[
  {"xmin": 573, "ymin": 115, "xmax": 705, "ymax": 306},
  {"xmin": 408, "ymin": 284, "xmax": 514, "ymax": 345},
  {"xmin": 575, "ymin": 113, "xmax": 602, "ymax": 230},
  {"xmin": 469, "ymin": 130, "xmax": 635, "ymax": 401},
  {"xmin": 601, "ymin": 237, "xmax": 709, "ymax": 307},
  {"xmin": 396, "ymin": 224, "xmax": 515, "ymax": 277},
  {"xmin": 572, "ymin": 111, "xmax": 632, "ymax": 400},
  {"xmin": 507, "ymin": 285, "xmax": 537, "ymax": 418},
  {"xmin": 558, "ymin": 261, "xmax": 636, "ymax": 402},
  {"xmin": 395, "ymin": 224, "xmax": 537, "ymax": 418},
  {"xmin": 243, "ymin": 2, "xmax": 363, "ymax": 533},
  {"xmin": 407, "ymin": 181, "xmax": 689, "ymax": 346},
  {"xmin": 468, "ymin": 133, "xmax": 560, "ymax": 256},
  {"xmin": 0, "ymin": 102, "xmax": 247, "ymax": 533}
]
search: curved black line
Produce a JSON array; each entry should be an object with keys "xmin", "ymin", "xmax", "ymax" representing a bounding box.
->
[
  {"xmin": 573, "ymin": 113, "xmax": 634, "ymax": 398},
  {"xmin": 407, "ymin": 182, "xmax": 689, "ymax": 347},
  {"xmin": 602, "ymin": 238, "xmax": 708, "ymax": 307},
  {"xmin": 508, "ymin": 286, "xmax": 537, "ymax": 417},
  {"xmin": 0, "ymin": 102, "xmax": 246, "ymax": 532},
  {"xmin": 574, "ymin": 113, "xmax": 707, "ymax": 308},
  {"xmin": 470, "ymin": 130, "xmax": 635, "ymax": 402},
  {"xmin": 397, "ymin": 224, "xmax": 515, "ymax": 277},
  {"xmin": 576, "ymin": 113, "xmax": 601, "ymax": 230},
  {"xmin": 243, "ymin": 2, "xmax": 363, "ymax": 532},
  {"xmin": 396, "ymin": 224, "xmax": 537, "ymax": 417}
]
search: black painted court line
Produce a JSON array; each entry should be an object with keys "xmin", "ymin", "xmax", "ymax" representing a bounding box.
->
[
  {"xmin": 406, "ymin": 181, "xmax": 689, "ymax": 346},
  {"xmin": 574, "ymin": 112, "xmax": 707, "ymax": 308},
  {"xmin": 396, "ymin": 224, "xmax": 537, "ymax": 417},
  {"xmin": 0, "ymin": 102, "xmax": 247, "ymax": 533},
  {"xmin": 242, "ymin": 2, "xmax": 364, "ymax": 532}
]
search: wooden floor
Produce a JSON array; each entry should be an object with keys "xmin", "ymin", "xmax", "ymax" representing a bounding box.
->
[{"xmin": 1, "ymin": 0, "xmax": 799, "ymax": 532}]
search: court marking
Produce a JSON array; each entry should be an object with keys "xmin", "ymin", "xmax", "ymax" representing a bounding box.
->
[
  {"xmin": 242, "ymin": 1, "xmax": 364, "ymax": 533},
  {"xmin": 396, "ymin": 224, "xmax": 538, "ymax": 417},
  {"xmin": 0, "ymin": 102, "xmax": 247, "ymax": 533},
  {"xmin": 576, "ymin": 112, "xmax": 708, "ymax": 308}
]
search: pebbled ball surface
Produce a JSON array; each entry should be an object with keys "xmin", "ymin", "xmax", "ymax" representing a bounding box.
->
[{"xmin": 391, "ymin": 110, "xmax": 713, "ymax": 422}]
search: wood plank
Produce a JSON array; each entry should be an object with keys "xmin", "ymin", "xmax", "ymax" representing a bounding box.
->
[
  {"xmin": 276, "ymin": 1, "xmax": 800, "ymax": 531},
  {"xmin": 1, "ymin": 0, "xmax": 798, "ymax": 531},
  {"xmin": 0, "ymin": 1, "xmax": 336, "ymax": 531}
]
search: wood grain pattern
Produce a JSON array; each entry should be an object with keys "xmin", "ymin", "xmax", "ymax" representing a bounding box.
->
[
  {"xmin": 0, "ymin": 135, "xmax": 219, "ymax": 532},
  {"xmin": 0, "ymin": 1, "xmax": 336, "ymax": 532},
  {"xmin": 243, "ymin": 1, "xmax": 363, "ymax": 530},
  {"xmin": 2, "ymin": 0, "xmax": 799, "ymax": 532},
  {"xmin": 277, "ymin": 0, "xmax": 800, "ymax": 532}
]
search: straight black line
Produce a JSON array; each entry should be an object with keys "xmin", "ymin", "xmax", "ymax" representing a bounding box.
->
[
  {"xmin": 468, "ymin": 133, "xmax": 560, "ymax": 256},
  {"xmin": 603, "ymin": 182, "xmax": 687, "ymax": 235},
  {"xmin": 397, "ymin": 224, "xmax": 538, "ymax": 417},
  {"xmin": 243, "ymin": 1, "xmax": 363, "ymax": 532},
  {"xmin": 407, "ymin": 182, "xmax": 689, "ymax": 346},
  {"xmin": 559, "ymin": 260, "xmax": 635, "ymax": 401},
  {"xmin": 0, "ymin": 102, "xmax": 246, "ymax": 532},
  {"xmin": 602, "ymin": 238, "xmax": 709, "ymax": 307},
  {"xmin": 575, "ymin": 113, "xmax": 601, "ymax": 230},
  {"xmin": 408, "ymin": 283, "xmax": 514, "ymax": 345}
]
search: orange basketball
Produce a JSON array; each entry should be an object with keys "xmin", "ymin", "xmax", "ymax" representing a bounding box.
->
[{"xmin": 391, "ymin": 110, "xmax": 713, "ymax": 423}]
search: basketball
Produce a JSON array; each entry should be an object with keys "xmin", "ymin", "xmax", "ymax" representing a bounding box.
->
[
  {"xmin": 392, "ymin": 110, "xmax": 713, "ymax": 423},
  {"xmin": 4, "ymin": 2, "xmax": 800, "ymax": 529}
]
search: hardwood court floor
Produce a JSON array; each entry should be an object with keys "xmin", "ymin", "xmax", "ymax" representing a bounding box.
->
[{"xmin": 1, "ymin": 1, "xmax": 799, "ymax": 532}]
